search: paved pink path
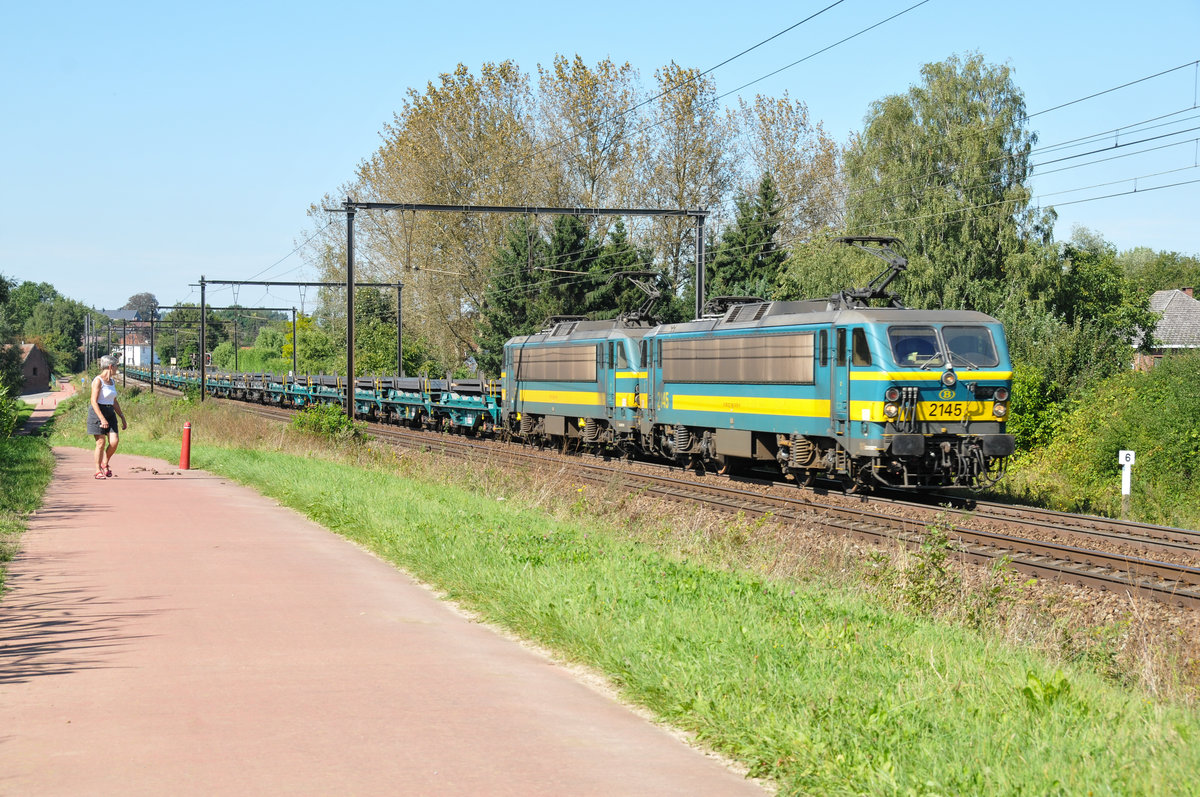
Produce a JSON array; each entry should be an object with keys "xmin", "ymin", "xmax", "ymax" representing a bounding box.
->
[
  {"xmin": 0, "ymin": 447, "xmax": 766, "ymax": 796},
  {"xmin": 17, "ymin": 381, "xmax": 75, "ymax": 434}
]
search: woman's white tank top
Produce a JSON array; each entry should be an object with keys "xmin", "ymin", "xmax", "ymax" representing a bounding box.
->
[{"xmin": 98, "ymin": 378, "xmax": 117, "ymax": 405}]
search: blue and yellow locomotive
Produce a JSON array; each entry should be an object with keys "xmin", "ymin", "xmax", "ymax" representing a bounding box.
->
[{"xmin": 502, "ymin": 238, "xmax": 1015, "ymax": 489}]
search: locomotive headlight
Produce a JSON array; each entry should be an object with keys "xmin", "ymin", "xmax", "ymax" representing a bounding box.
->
[
  {"xmin": 941, "ymin": 369, "xmax": 957, "ymax": 387},
  {"xmin": 993, "ymin": 386, "xmax": 1010, "ymax": 402},
  {"xmin": 993, "ymin": 403, "xmax": 1008, "ymax": 418},
  {"xmin": 884, "ymin": 386, "xmax": 901, "ymax": 402},
  {"xmin": 883, "ymin": 403, "xmax": 899, "ymax": 419}
]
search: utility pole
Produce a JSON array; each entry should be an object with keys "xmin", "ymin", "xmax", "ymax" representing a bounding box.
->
[
  {"xmin": 346, "ymin": 204, "xmax": 356, "ymax": 419},
  {"xmin": 150, "ymin": 314, "xmax": 156, "ymax": 393},
  {"xmin": 291, "ymin": 308, "xmax": 298, "ymax": 379},
  {"xmin": 200, "ymin": 276, "xmax": 206, "ymax": 401},
  {"xmin": 695, "ymin": 214, "xmax": 706, "ymax": 320},
  {"xmin": 396, "ymin": 282, "xmax": 403, "ymax": 377}
]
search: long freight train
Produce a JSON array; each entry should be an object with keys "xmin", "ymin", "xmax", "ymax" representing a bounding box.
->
[{"xmin": 127, "ymin": 238, "xmax": 1016, "ymax": 490}]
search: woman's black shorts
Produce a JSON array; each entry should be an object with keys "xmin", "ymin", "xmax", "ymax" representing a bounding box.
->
[{"xmin": 87, "ymin": 404, "xmax": 119, "ymax": 436}]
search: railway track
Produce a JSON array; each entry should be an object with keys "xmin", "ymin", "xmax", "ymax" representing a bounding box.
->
[{"xmin": 134, "ymin": 380, "xmax": 1200, "ymax": 609}]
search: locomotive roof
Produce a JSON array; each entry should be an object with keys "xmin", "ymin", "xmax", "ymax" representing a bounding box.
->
[
  {"xmin": 505, "ymin": 301, "xmax": 1000, "ymax": 347},
  {"xmin": 507, "ymin": 317, "xmax": 652, "ymax": 347},
  {"xmin": 651, "ymin": 301, "xmax": 1000, "ymax": 335}
]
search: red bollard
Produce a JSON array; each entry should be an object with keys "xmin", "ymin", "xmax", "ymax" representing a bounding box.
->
[{"xmin": 180, "ymin": 422, "xmax": 192, "ymax": 469}]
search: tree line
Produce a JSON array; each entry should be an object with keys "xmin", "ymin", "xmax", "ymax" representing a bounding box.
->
[
  {"xmin": 5, "ymin": 52, "xmax": 1199, "ymax": 457},
  {"xmin": 296, "ymin": 51, "xmax": 1198, "ymax": 448}
]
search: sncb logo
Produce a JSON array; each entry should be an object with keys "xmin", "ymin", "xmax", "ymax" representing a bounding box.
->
[{"xmin": 938, "ymin": 388, "xmax": 956, "ymax": 400}]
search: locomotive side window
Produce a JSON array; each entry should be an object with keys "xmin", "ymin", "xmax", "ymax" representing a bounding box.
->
[
  {"xmin": 852, "ymin": 328, "xmax": 872, "ymax": 367},
  {"xmin": 943, "ymin": 326, "xmax": 999, "ymax": 367},
  {"xmin": 661, "ymin": 333, "xmax": 815, "ymax": 384},
  {"xmin": 888, "ymin": 326, "xmax": 943, "ymax": 367},
  {"xmin": 514, "ymin": 344, "xmax": 598, "ymax": 382},
  {"xmin": 640, "ymin": 340, "xmax": 647, "ymax": 369},
  {"xmin": 614, "ymin": 342, "xmax": 629, "ymax": 369},
  {"xmin": 835, "ymin": 329, "xmax": 847, "ymax": 367},
  {"xmin": 819, "ymin": 330, "xmax": 828, "ymax": 366}
]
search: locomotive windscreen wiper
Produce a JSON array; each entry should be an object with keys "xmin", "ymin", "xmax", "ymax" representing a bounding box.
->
[
  {"xmin": 952, "ymin": 353, "xmax": 982, "ymax": 368},
  {"xmin": 917, "ymin": 352, "xmax": 944, "ymax": 370}
]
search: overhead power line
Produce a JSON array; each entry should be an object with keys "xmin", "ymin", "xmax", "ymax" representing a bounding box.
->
[{"xmin": 1026, "ymin": 59, "xmax": 1200, "ymax": 120}]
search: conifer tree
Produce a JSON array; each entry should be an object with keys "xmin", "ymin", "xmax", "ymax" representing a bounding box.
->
[
  {"xmin": 476, "ymin": 217, "xmax": 548, "ymax": 375},
  {"xmin": 706, "ymin": 174, "xmax": 789, "ymax": 300}
]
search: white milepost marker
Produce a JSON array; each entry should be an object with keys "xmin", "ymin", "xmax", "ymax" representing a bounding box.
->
[{"xmin": 1118, "ymin": 450, "xmax": 1135, "ymax": 517}]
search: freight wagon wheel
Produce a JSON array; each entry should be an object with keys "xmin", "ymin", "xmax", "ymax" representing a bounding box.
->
[{"xmin": 716, "ymin": 456, "xmax": 746, "ymax": 477}]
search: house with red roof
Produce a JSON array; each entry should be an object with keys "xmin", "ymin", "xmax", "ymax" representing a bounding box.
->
[{"xmin": 3, "ymin": 342, "xmax": 52, "ymax": 394}]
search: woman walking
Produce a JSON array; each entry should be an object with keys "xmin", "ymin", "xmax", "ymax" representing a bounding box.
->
[{"xmin": 88, "ymin": 355, "xmax": 127, "ymax": 478}]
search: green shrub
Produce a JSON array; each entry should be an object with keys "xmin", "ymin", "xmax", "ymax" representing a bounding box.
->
[
  {"xmin": 1001, "ymin": 349, "xmax": 1200, "ymax": 525},
  {"xmin": 290, "ymin": 403, "xmax": 368, "ymax": 442},
  {"xmin": 0, "ymin": 388, "xmax": 18, "ymax": 439}
]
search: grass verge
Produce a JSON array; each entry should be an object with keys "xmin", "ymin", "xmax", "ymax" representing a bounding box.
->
[
  {"xmin": 47, "ymin": 391, "xmax": 1200, "ymax": 794},
  {"xmin": 0, "ymin": 424, "xmax": 57, "ymax": 595}
]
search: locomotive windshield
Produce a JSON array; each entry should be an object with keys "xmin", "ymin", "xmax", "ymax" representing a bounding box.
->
[
  {"xmin": 942, "ymin": 325, "xmax": 999, "ymax": 367},
  {"xmin": 888, "ymin": 325, "xmax": 999, "ymax": 368},
  {"xmin": 888, "ymin": 326, "xmax": 943, "ymax": 367}
]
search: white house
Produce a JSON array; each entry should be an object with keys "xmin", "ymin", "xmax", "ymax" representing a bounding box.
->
[{"xmin": 116, "ymin": 336, "xmax": 160, "ymax": 367}]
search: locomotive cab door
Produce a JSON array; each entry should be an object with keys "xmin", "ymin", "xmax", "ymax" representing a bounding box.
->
[
  {"xmin": 605, "ymin": 342, "xmax": 617, "ymax": 418},
  {"xmin": 832, "ymin": 327, "xmax": 850, "ymax": 437}
]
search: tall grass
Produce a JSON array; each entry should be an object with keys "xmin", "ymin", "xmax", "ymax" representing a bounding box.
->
[
  {"xmin": 0, "ymin": 422, "xmax": 56, "ymax": 594},
  {"xmin": 49, "ymin": 392, "xmax": 1200, "ymax": 794}
]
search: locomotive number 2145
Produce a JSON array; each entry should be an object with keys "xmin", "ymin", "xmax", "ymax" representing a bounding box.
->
[{"xmin": 925, "ymin": 402, "xmax": 965, "ymax": 419}]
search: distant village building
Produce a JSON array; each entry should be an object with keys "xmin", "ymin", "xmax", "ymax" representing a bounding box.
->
[
  {"xmin": 115, "ymin": 334, "xmax": 160, "ymax": 367},
  {"xmin": 3, "ymin": 342, "xmax": 52, "ymax": 394},
  {"xmin": 1135, "ymin": 287, "xmax": 1200, "ymax": 369}
]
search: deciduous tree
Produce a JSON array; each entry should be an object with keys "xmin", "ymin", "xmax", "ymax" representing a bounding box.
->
[
  {"xmin": 348, "ymin": 61, "xmax": 541, "ymax": 367},
  {"xmin": 641, "ymin": 62, "xmax": 736, "ymax": 295},
  {"xmin": 121, "ymin": 292, "xmax": 159, "ymax": 320},
  {"xmin": 738, "ymin": 93, "xmax": 843, "ymax": 241},
  {"xmin": 843, "ymin": 52, "xmax": 1052, "ymax": 313},
  {"xmin": 536, "ymin": 55, "xmax": 642, "ymax": 215}
]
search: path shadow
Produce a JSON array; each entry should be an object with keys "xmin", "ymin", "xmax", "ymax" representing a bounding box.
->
[{"xmin": 0, "ymin": 558, "xmax": 158, "ymax": 686}]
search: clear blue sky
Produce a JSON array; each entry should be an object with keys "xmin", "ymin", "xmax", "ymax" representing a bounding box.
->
[{"xmin": 2, "ymin": 0, "xmax": 1197, "ymax": 312}]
